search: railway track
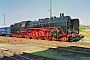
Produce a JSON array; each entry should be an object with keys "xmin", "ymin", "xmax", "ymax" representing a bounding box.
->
[
  {"xmin": 49, "ymin": 46, "xmax": 90, "ymax": 56},
  {"xmin": 0, "ymin": 36, "xmax": 90, "ymax": 60},
  {"xmin": 0, "ymin": 48, "xmax": 56, "ymax": 60},
  {"xmin": 0, "ymin": 46, "xmax": 90, "ymax": 60}
]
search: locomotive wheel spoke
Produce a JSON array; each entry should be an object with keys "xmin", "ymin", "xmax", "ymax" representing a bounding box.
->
[
  {"xmin": 32, "ymin": 34, "xmax": 36, "ymax": 39},
  {"xmin": 66, "ymin": 37, "xmax": 69, "ymax": 42},
  {"xmin": 16, "ymin": 34, "xmax": 18, "ymax": 37},
  {"xmin": 17, "ymin": 34, "xmax": 19, "ymax": 38},
  {"xmin": 38, "ymin": 37, "xmax": 42, "ymax": 40},
  {"xmin": 31, "ymin": 31, "xmax": 38, "ymax": 39},
  {"xmin": 52, "ymin": 36, "xmax": 56, "ymax": 41},
  {"xmin": 15, "ymin": 34, "xmax": 17, "ymax": 37},
  {"xmin": 61, "ymin": 38, "xmax": 65, "ymax": 42},
  {"xmin": 25, "ymin": 35, "xmax": 29, "ymax": 38},
  {"xmin": 61, "ymin": 37, "xmax": 67, "ymax": 42},
  {"xmin": 17, "ymin": 35, "xmax": 19, "ymax": 38},
  {"xmin": 49, "ymin": 37, "xmax": 52, "ymax": 41},
  {"xmin": 44, "ymin": 37, "xmax": 49, "ymax": 40},
  {"xmin": 13, "ymin": 35, "xmax": 15, "ymax": 37},
  {"xmin": 31, "ymin": 32, "xmax": 36, "ymax": 39}
]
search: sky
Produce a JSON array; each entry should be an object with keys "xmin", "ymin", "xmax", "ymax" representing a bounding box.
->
[{"xmin": 0, "ymin": 0, "xmax": 90, "ymax": 26}]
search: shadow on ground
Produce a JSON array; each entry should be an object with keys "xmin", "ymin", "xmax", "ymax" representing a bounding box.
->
[
  {"xmin": 73, "ymin": 36, "xmax": 84, "ymax": 42},
  {"xmin": 0, "ymin": 46, "xmax": 90, "ymax": 60}
]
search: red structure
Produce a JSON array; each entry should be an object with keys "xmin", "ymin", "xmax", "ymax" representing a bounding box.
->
[{"xmin": 11, "ymin": 26, "xmax": 80, "ymax": 42}]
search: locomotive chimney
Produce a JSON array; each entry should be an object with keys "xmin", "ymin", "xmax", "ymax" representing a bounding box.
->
[{"xmin": 60, "ymin": 13, "xmax": 64, "ymax": 17}]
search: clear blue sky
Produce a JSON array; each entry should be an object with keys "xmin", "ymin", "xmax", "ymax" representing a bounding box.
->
[{"xmin": 0, "ymin": 0, "xmax": 90, "ymax": 25}]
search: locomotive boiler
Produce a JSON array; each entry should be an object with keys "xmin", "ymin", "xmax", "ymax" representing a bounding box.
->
[{"xmin": 11, "ymin": 13, "xmax": 83, "ymax": 42}]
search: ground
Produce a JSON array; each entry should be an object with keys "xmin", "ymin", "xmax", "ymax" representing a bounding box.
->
[{"xmin": 0, "ymin": 35, "xmax": 90, "ymax": 60}]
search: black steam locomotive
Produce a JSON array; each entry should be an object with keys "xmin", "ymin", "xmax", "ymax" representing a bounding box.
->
[{"xmin": 11, "ymin": 13, "xmax": 83, "ymax": 42}]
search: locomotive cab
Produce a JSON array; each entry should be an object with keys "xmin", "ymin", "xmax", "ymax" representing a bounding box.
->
[
  {"xmin": 67, "ymin": 19, "xmax": 79, "ymax": 34},
  {"xmin": 11, "ymin": 21, "xmax": 31, "ymax": 34},
  {"xmin": 11, "ymin": 22, "xmax": 21, "ymax": 34},
  {"xmin": 20, "ymin": 21, "xmax": 27, "ymax": 30}
]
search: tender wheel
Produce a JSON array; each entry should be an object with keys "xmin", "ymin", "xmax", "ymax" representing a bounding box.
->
[
  {"xmin": 49, "ymin": 37, "xmax": 52, "ymax": 41},
  {"xmin": 31, "ymin": 31, "xmax": 37, "ymax": 39},
  {"xmin": 61, "ymin": 37, "xmax": 68, "ymax": 42},
  {"xmin": 24, "ymin": 35, "xmax": 29, "ymax": 38},
  {"xmin": 5, "ymin": 35, "xmax": 10, "ymax": 37},
  {"xmin": 44, "ymin": 36, "xmax": 49, "ymax": 40},
  {"xmin": 38, "ymin": 37, "xmax": 42, "ymax": 40},
  {"xmin": 52, "ymin": 36, "xmax": 56, "ymax": 41}
]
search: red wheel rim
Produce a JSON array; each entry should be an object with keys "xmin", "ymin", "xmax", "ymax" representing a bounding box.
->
[
  {"xmin": 25, "ymin": 35, "xmax": 29, "ymax": 38},
  {"xmin": 52, "ymin": 36, "xmax": 55, "ymax": 41},
  {"xmin": 38, "ymin": 37, "xmax": 42, "ymax": 40},
  {"xmin": 44, "ymin": 37, "xmax": 49, "ymax": 40},
  {"xmin": 61, "ymin": 37, "xmax": 67, "ymax": 42}
]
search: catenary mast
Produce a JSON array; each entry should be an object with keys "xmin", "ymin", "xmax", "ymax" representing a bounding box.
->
[{"xmin": 50, "ymin": 0, "xmax": 52, "ymax": 18}]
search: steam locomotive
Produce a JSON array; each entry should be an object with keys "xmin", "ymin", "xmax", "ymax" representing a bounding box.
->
[{"xmin": 11, "ymin": 13, "xmax": 83, "ymax": 42}]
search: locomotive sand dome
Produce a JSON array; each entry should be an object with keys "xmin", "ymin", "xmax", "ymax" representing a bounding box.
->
[{"xmin": 11, "ymin": 13, "xmax": 84, "ymax": 42}]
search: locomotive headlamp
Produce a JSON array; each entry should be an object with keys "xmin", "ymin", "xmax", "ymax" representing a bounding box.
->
[{"xmin": 77, "ymin": 31, "xmax": 78, "ymax": 33}]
